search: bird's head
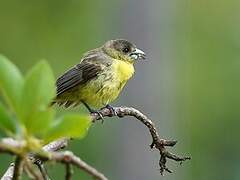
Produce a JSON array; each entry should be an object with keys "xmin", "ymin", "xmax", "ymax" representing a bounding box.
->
[{"xmin": 102, "ymin": 39, "xmax": 146, "ymax": 63}]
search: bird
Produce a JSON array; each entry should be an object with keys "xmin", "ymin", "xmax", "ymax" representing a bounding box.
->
[{"xmin": 52, "ymin": 39, "xmax": 146, "ymax": 117}]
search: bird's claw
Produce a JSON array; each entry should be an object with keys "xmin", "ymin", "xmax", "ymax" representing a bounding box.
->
[
  {"xmin": 105, "ymin": 104, "xmax": 117, "ymax": 116},
  {"xmin": 91, "ymin": 110, "xmax": 104, "ymax": 122}
]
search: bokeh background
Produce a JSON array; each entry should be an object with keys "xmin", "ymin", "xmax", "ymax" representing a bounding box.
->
[{"xmin": 1, "ymin": 0, "xmax": 240, "ymax": 179}]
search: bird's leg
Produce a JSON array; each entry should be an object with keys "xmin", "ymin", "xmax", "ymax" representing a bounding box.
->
[
  {"xmin": 104, "ymin": 104, "xmax": 118, "ymax": 116},
  {"xmin": 81, "ymin": 101, "xmax": 104, "ymax": 121}
]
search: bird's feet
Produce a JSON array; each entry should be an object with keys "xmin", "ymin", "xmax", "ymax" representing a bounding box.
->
[
  {"xmin": 90, "ymin": 109, "xmax": 104, "ymax": 123},
  {"xmin": 81, "ymin": 101, "xmax": 104, "ymax": 123},
  {"xmin": 90, "ymin": 104, "xmax": 118, "ymax": 123},
  {"xmin": 105, "ymin": 104, "xmax": 118, "ymax": 116}
]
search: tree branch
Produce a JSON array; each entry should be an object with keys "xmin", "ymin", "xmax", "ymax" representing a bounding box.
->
[
  {"xmin": 1, "ymin": 138, "xmax": 68, "ymax": 180},
  {"xmin": 34, "ymin": 161, "xmax": 49, "ymax": 180},
  {"xmin": 12, "ymin": 156, "xmax": 23, "ymax": 180},
  {"xmin": 65, "ymin": 164, "xmax": 73, "ymax": 180},
  {"xmin": 1, "ymin": 163, "xmax": 15, "ymax": 180},
  {"xmin": 42, "ymin": 138, "xmax": 69, "ymax": 152},
  {"xmin": 1, "ymin": 106, "xmax": 190, "ymax": 179},
  {"xmin": 39, "ymin": 151, "xmax": 107, "ymax": 180},
  {"xmin": 24, "ymin": 158, "xmax": 43, "ymax": 180},
  {"xmin": 90, "ymin": 106, "xmax": 191, "ymax": 174}
]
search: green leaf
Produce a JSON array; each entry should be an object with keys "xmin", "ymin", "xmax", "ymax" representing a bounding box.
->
[
  {"xmin": 44, "ymin": 114, "xmax": 91, "ymax": 143},
  {"xmin": 26, "ymin": 109, "xmax": 55, "ymax": 136},
  {"xmin": 19, "ymin": 60, "xmax": 56, "ymax": 133},
  {"xmin": 0, "ymin": 55, "xmax": 24, "ymax": 111},
  {"xmin": 0, "ymin": 101, "xmax": 17, "ymax": 135}
]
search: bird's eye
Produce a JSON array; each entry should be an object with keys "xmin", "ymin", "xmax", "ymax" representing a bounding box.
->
[{"xmin": 123, "ymin": 47, "xmax": 130, "ymax": 53}]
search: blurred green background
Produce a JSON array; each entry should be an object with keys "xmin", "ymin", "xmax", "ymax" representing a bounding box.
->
[{"xmin": 1, "ymin": 0, "xmax": 240, "ymax": 179}]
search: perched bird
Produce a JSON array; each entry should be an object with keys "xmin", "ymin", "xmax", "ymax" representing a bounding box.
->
[{"xmin": 52, "ymin": 39, "xmax": 146, "ymax": 116}]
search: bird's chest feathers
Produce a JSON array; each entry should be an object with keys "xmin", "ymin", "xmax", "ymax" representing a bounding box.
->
[
  {"xmin": 79, "ymin": 60, "xmax": 134, "ymax": 108},
  {"xmin": 112, "ymin": 59, "xmax": 134, "ymax": 82}
]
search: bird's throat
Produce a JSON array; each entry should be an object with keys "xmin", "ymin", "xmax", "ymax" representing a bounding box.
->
[{"xmin": 112, "ymin": 59, "xmax": 135, "ymax": 82}]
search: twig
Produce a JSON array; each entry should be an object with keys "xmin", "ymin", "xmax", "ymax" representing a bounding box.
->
[
  {"xmin": 1, "ymin": 138, "xmax": 68, "ymax": 180},
  {"xmin": 12, "ymin": 156, "xmax": 23, "ymax": 180},
  {"xmin": 39, "ymin": 151, "xmax": 107, "ymax": 180},
  {"xmin": 24, "ymin": 158, "xmax": 43, "ymax": 180},
  {"xmin": 0, "ymin": 138, "xmax": 24, "ymax": 155},
  {"xmin": 65, "ymin": 164, "xmax": 73, "ymax": 180},
  {"xmin": 90, "ymin": 106, "xmax": 191, "ymax": 174},
  {"xmin": 1, "ymin": 163, "xmax": 15, "ymax": 180},
  {"xmin": 34, "ymin": 161, "xmax": 49, "ymax": 180},
  {"xmin": 42, "ymin": 138, "xmax": 69, "ymax": 152}
]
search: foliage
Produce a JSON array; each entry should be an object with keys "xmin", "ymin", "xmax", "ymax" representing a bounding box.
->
[{"xmin": 0, "ymin": 55, "xmax": 91, "ymax": 149}]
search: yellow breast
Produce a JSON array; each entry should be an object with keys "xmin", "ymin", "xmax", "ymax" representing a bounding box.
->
[
  {"xmin": 78, "ymin": 59, "xmax": 134, "ymax": 108},
  {"xmin": 112, "ymin": 59, "xmax": 135, "ymax": 82}
]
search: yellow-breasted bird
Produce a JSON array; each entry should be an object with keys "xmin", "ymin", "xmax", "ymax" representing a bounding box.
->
[{"xmin": 52, "ymin": 39, "xmax": 146, "ymax": 116}]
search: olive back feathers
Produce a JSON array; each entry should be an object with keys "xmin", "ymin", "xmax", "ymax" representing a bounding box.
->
[{"xmin": 56, "ymin": 61, "xmax": 102, "ymax": 96}]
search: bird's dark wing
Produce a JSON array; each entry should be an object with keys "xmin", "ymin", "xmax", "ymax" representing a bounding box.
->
[{"xmin": 56, "ymin": 59, "xmax": 103, "ymax": 96}]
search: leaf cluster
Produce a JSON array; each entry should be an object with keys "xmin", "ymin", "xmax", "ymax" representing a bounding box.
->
[{"xmin": 0, "ymin": 55, "xmax": 91, "ymax": 150}]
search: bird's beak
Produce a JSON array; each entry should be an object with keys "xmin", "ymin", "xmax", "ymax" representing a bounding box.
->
[{"xmin": 130, "ymin": 48, "xmax": 146, "ymax": 60}]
